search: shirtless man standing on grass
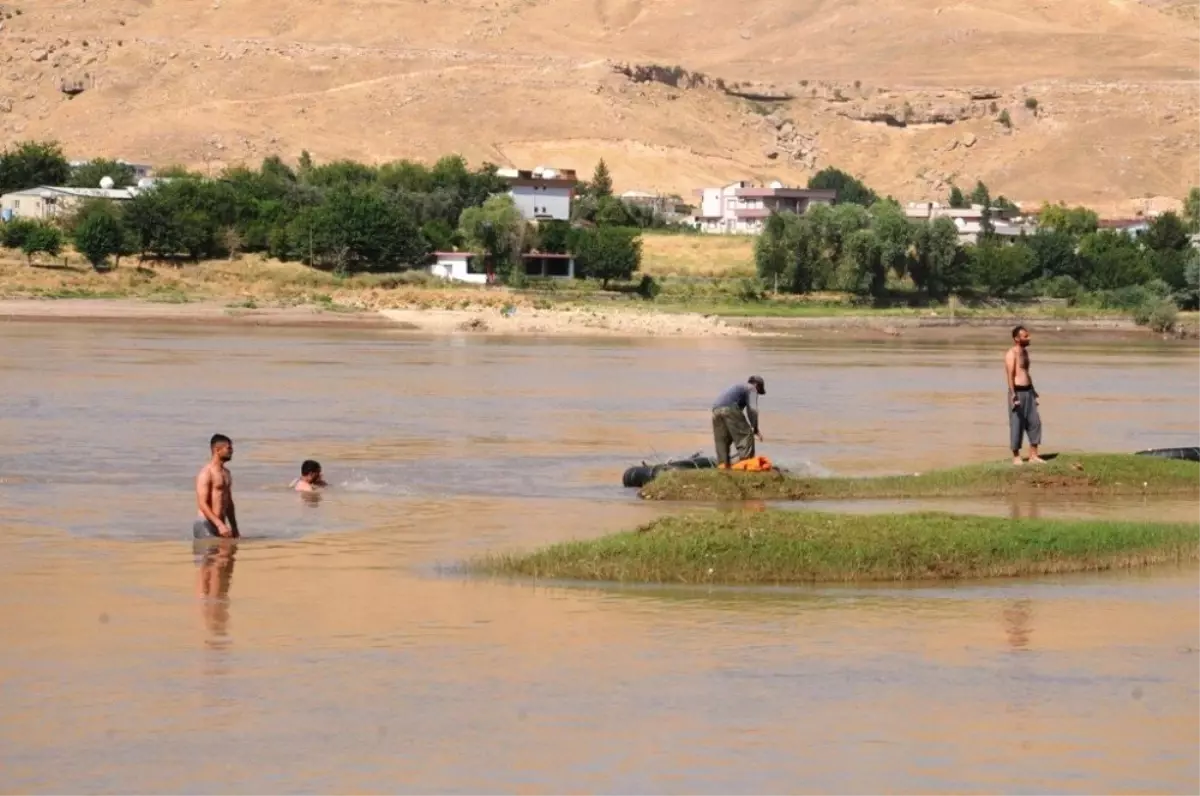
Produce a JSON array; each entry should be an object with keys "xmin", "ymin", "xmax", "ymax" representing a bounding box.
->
[
  {"xmin": 1005, "ymin": 326, "xmax": 1045, "ymax": 466},
  {"xmin": 195, "ymin": 434, "xmax": 240, "ymax": 538}
]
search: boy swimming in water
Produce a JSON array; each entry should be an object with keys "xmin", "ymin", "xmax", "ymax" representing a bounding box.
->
[{"xmin": 290, "ymin": 459, "xmax": 327, "ymax": 492}]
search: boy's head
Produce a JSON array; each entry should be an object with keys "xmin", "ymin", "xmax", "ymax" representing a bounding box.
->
[{"xmin": 300, "ymin": 459, "xmax": 324, "ymax": 484}]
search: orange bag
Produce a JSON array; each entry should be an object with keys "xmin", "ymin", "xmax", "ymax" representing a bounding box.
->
[{"xmin": 729, "ymin": 455, "xmax": 774, "ymax": 472}]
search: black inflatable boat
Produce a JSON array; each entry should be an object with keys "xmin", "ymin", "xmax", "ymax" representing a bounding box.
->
[
  {"xmin": 622, "ymin": 452, "xmax": 718, "ymax": 488},
  {"xmin": 1134, "ymin": 446, "xmax": 1200, "ymax": 463}
]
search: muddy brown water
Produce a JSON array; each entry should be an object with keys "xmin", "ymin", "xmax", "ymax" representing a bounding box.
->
[{"xmin": 1, "ymin": 321, "xmax": 1197, "ymax": 794}]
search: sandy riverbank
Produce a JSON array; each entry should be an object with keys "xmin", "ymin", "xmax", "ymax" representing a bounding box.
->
[
  {"xmin": 0, "ymin": 298, "xmax": 760, "ymax": 337},
  {"xmin": 376, "ymin": 306, "xmax": 756, "ymax": 336},
  {"xmin": 2, "ymin": 298, "xmax": 1195, "ymax": 342}
]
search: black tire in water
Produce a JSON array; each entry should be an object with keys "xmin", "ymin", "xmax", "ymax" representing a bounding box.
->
[
  {"xmin": 622, "ymin": 454, "xmax": 720, "ymax": 488},
  {"xmin": 1134, "ymin": 447, "xmax": 1200, "ymax": 463},
  {"xmin": 622, "ymin": 465, "xmax": 659, "ymax": 488}
]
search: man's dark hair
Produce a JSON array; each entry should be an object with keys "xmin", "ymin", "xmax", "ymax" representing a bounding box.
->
[
  {"xmin": 210, "ymin": 433, "xmax": 232, "ymax": 449},
  {"xmin": 301, "ymin": 459, "xmax": 321, "ymax": 476},
  {"xmin": 1012, "ymin": 325, "xmax": 1026, "ymax": 340}
]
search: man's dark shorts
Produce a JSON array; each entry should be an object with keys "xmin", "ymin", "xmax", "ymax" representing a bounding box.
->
[{"xmin": 193, "ymin": 518, "xmax": 219, "ymax": 539}]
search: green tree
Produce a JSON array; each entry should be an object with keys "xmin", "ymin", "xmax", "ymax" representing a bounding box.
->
[
  {"xmin": 378, "ymin": 159, "xmax": 434, "ymax": 193},
  {"xmin": 68, "ymin": 159, "xmax": 137, "ymax": 189},
  {"xmin": 123, "ymin": 180, "xmax": 221, "ymax": 260},
  {"xmin": 1078, "ymin": 231, "xmax": 1155, "ymax": 290},
  {"xmin": 154, "ymin": 164, "xmax": 201, "ymax": 180},
  {"xmin": 868, "ymin": 201, "xmax": 913, "ymax": 280},
  {"xmin": 754, "ymin": 212, "xmax": 797, "ymax": 293},
  {"xmin": 1, "ymin": 217, "xmax": 40, "ymax": 250},
  {"xmin": 420, "ymin": 219, "xmax": 459, "ymax": 253},
  {"xmin": 993, "ymin": 196, "xmax": 1020, "ymax": 214},
  {"xmin": 594, "ymin": 195, "xmax": 633, "ymax": 227},
  {"xmin": 909, "ymin": 217, "xmax": 965, "ymax": 300},
  {"xmin": 303, "ymin": 159, "xmax": 378, "ymax": 189},
  {"xmin": 807, "ymin": 167, "xmax": 878, "ymax": 207},
  {"xmin": 590, "ymin": 158, "xmax": 613, "ymax": 198},
  {"xmin": 1177, "ymin": 249, "xmax": 1199, "ymax": 310},
  {"xmin": 535, "ymin": 220, "xmax": 572, "ymax": 254},
  {"xmin": 836, "ymin": 228, "xmax": 886, "ymax": 298},
  {"xmin": 1184, "ymin": 187, "xmax": 1200, "ymax": 234},
  {"xmin": 968, "ymin": 180, "xmax": 991, "ymax": 207},
  {"xmin": 968, "ymin": 240, "xmax": 1035, "ymax": 297},
  {"xmin": 1026, "ymin": 229, "xmax": 1082, "ymax": 280},
  {"xmin": 805, "ymin": 202, "xmax": 871, "ymax": 288},
  {"xmin": 1144, "ymin": 211, "xmax": 1189, "ymax": 253},
  {"xmin": 948, "ymin": 185, "xmax": 966, "ymax": 209},
  {"xmin": 19, "ymin": 221, "xmax": 62, "ymax": 264},
  {"xmin": 1143, "ymin": 212, "xmax": 1191, "ymax": 288},
  {"xmin": 573, "ymin": 226, "xmax": 641, "ymax": 286},
  {"xmin": 458, "ymin": 194, "xmax": 527, "ymax": 276},
  {"xmin": 1038, "ymin": 203, "xmax": 1099, "ymax": 237},
  {"xmin": 294, "ymin": 186, "xmax": 426, "ymax": 272},
  {"xmin": 0, "ymin": 140, "xmax": 71, "ymax": 194},
  {"xmin": 71, "ymin": 201, "xmax": 129, "ymax": 270}
]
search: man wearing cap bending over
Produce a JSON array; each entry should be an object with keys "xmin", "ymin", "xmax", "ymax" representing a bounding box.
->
[{"xmin": 711, "ymin": 375, "xmax": 765, "ymax": 468}]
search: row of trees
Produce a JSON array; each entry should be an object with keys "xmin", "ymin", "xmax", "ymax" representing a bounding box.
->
[
  {"xmin": 0, "ymin": 141, "xmax": 648, "ymax": 283},
  {"xmin": 756, "ymin": 171, "xmax": 1200, "ymax": 314},
  {"xmin": 0, "ymin": 140, "xmax": 144, "ymax": 193}
]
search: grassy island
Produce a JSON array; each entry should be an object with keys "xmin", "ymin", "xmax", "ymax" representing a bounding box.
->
[
  {"xmin": 638, "ymin": 454, "xmax": 1200, "ymax": 502},
  {"xmin": 471, "ymin": 510, "xmax": 1200, "ymax": 584}
]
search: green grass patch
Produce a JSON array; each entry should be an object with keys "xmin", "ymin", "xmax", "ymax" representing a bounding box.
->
[
  {"xmin": 639, "ymin": 454, "xmax": 1200, "ymax": 502},
  {"xmin": 28, "ymin": 286, "xmax": 125, "ymax": 300},
  {"xmin": 471, "ymin": 509, "xmax": 1200, "ymax": 584},
  {"xmin": 145, "ymin": 287, "xmax": 192, "ymax": 304}
]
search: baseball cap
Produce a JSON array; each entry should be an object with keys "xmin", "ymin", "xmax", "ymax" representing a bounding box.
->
[{"xmin": 749, "ymin": 375, "xmax": 765, "ymax": 395}]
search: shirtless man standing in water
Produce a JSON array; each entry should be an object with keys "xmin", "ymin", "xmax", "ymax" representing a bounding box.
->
[
  {"xmin": 195, "ymin": 434, "xmax": 239, "ymax": 538},
  {"xmin": 1005, "ymin": 326, "xmax": 1044, "ymax": 465}
]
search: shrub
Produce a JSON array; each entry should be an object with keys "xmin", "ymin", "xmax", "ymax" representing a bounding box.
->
[
  {"xmin": 737, "ymin": 277, "xmax": 764, "ymax": 302},
  {"xmin": 636, "ymin": 274, "xmax": 661, "ymax": 300},
  {"xmin": 1043, "ymin": 274, "xmax": 1082, "ymax": 302},
  {"xmin": 1024, "ymin": 97, "xmax": 1039, "ymax": 111},
  {"xmin": 1, "ymin": 217, "xmax": 39, "ymax": 249},
  {"xmin": 1099, "ymin": 285, "xmax": 1151, "ymax": 310},
  {"xmin": 72, "ymin": 202, "xmax": 129, "ymax": 270},
  {"xmin": 1133, "ymin": 298, "xmax": 1178, "ymax": 332},
  {"xmin": 20, "ymin": 221, "xmax": 62, "ymax": 263},
  {"xmin": 1144, "ymin": 278, "xmax": 1172, "ymax": 299}
]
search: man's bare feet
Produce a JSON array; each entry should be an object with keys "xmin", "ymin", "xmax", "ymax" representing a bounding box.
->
[
  {"xmin": 1012, "ymin": 457, "xmax": 1024, "ymax": 466},
  {"xmin": 1028, "ymin": 455, "xmax": 1046, "ymax": 464}
]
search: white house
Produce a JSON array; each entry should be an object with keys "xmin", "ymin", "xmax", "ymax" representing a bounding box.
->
[
  {"xmin": 427, "ymin": 251, "xmax": 491, "ymax": 284},
  {"xmin": 427, "ymin": 251, "xmax": 576, "ymax": 284},
  {"xmin": 904, "ymin": 202, "xmax": 1037, "ymax": 245},
  {"xmin": 693, "ymin": 180, "xmax": 837, "ymax": 234},
  {"xmin": 0, "ymin": 185, "xmax": 140, "ymax": 221},
  {"xmin": 496, "ymin": 166, "xmax": 578, "ymax": 222}
]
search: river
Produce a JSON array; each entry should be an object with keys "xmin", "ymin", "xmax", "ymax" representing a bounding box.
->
[{"xmin": 1, "ymin": 320, "xmax": 1197, "ymax": 793}]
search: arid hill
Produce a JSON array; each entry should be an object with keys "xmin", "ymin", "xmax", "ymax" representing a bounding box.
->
[{"xmin": 1, "ymin": 0, "xmax": 1196, "ymax": 215}]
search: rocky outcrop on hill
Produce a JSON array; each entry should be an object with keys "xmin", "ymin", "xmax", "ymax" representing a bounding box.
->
[
  {"xmin": 612, "ymin": 62, "xmax": 793, "ymax": 102},
  {"xmin": 835, "ymin": 90, "xmax": 1011, "ymax": 127}
]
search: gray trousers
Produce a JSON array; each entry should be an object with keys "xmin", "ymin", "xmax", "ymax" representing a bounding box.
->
[
  {"xmin": 712, "ymin": 406, "xmax": 755, "ymax": 466},
  {"xmin": 1010, "ymin": 390, "xmax": 1042, "ymax": 451}
]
